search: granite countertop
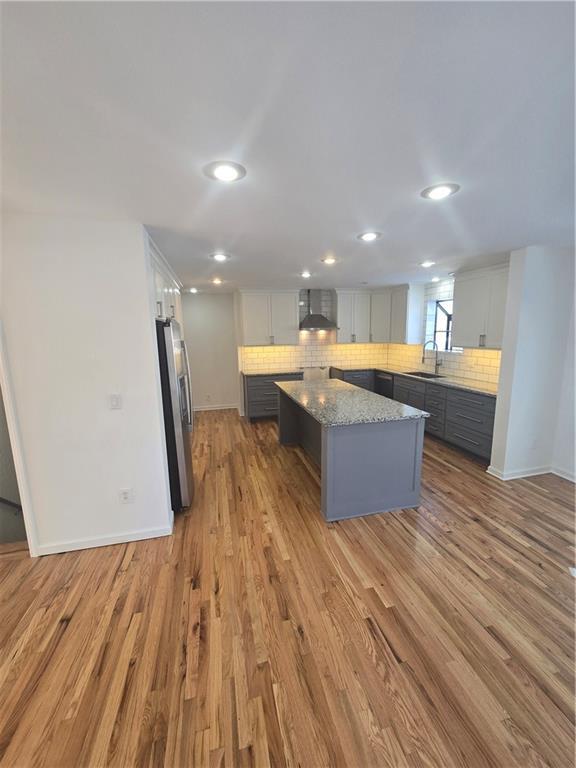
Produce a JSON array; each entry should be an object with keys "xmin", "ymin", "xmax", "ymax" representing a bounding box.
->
[
  {"xmin": 329, "ymin": 366, "xmax": 497, "ymax": 396},
  {"xmin": 377, "ymin": 369, "xmax": 498, "ymax": 397},
  {"xmin": 275, "ymin": 379, "xmax": 429, "ymax": 427},
  {"xmin": 242, "ymin": 370, "xmax": 302, "ymax": 376}
]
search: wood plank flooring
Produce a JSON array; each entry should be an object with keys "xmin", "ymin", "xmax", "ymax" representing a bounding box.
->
[{"xmin": 0, "ymin": 409, "xmax": 574, "ymax": 767}]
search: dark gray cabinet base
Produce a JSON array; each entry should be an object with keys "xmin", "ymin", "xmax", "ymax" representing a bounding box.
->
[
  {"xmin": 278, "ymin": 390, "xmax": 426, "ymax": 521},
  {"xmin": 332, "ymin": 368, "xmax": 497, "ymax": 461},
  {"xmin": 243, "ymin": 372, "xmax": 303, "ymax": 420}
]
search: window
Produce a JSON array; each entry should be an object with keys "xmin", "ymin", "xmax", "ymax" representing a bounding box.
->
[{"xmin": 434, "ymin": 299, "xmax": 453, "ymax": 350}]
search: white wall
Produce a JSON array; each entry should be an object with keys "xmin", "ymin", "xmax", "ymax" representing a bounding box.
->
[
  {"xmin": 182, "ymin": 293, "xmax": 239, "ymax": 410},
  {"xmin": 1, "ymin": 214, "xmax": 172, "ymax": 555},
  {"xmin": 552, "ymin": 300, "xmax": 575, "ymax": 480},
  {"xmin": 490, "ymin": 246, "xmax": 575, "ymax": 480}
]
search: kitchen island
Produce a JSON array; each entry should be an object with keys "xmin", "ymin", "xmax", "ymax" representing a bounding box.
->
[{"xmin": 275, "ymin": 378, "xmax": 428, "ymax": 521}]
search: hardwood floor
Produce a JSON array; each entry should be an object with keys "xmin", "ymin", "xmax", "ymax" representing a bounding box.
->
[{"xmin": 0, "ymin": 409, "xmax": 574, "ymax": 768}]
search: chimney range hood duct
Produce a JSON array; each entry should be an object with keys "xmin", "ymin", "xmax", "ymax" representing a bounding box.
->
[{"xmin": 299, "ymin": 289, "xmax": 338, "ymax": 331}]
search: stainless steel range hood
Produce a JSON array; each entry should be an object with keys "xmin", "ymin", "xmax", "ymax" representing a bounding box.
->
[{"xmin": 299, "ymin": 289, "xmax": 338, "ymax": 331}]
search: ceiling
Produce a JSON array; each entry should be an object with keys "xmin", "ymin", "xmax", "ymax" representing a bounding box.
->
[{"xmin": 2, "ymin": 2, "xmax": 574, "ymax": 291}]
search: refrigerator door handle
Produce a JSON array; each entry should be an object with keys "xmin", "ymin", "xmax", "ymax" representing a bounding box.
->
[{"xmin": 181, "ymin": 342, "xmax": 193, "ymax": 427}]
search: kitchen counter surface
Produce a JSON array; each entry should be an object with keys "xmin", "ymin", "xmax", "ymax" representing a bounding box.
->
[
  {"xmin": 275, "ymin": 378, "xmax": 428, "ymax": 427},
  {"xmin": 242, "ymin": 370, "xmax": 303, "ymax": 376},
  {"xmin": 379, "ymin": 369, "xmax": 498, "ymax": 396},
  {"xmin": 330, "ymin": 366, "xmax": 498, "ymax": 396}
]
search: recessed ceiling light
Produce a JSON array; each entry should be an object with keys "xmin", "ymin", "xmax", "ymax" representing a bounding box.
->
[
  {"xmin": 420, "ymin": 183, "xmax": 460, "ymax": 200},
  {"xmin": 322, "ymin": 255, "xmax": 336, "ymax": 265},
  {"xmin": 212, "ymin": 252, "xmax": 228, "ymax": 262},
  {"xmin": 212, "ymin": 277, "xmax": 222, "ymax": 285},
  {"xmin": 421, "ymin": 260, "xmax": 436, "ymax": 268},
  {"xmin": 357, "ymin": 231, "xmax": 382, "ymax": 242},
  {"xmin": 301, "ymin": 270, "xmax": 311, "ymax": 279},
  {"xmin": 189, "ymin": 287, "xmax": 198, "ymax": 294},
  {"xmin": 431, "ymin": 276, "xmax": 440, "ymax": 283},
  {"xmin": 203, "ymin": 161, "xmax": 246, "ymax": 182}
]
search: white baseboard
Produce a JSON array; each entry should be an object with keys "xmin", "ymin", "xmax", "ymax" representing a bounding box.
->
[
  {"xmin": 550, "ymin": 466, "xmax": 576, "ymax": 482},
  {"xmin": 194, "ymin": 403, "xmax": 239, "ymax": 412},
  {"xmin": 487, "ymin": 464, "xmax": 575, "ymax": 483},
  {"xmin": 35, "ymin": 525, "xmax": 173, "ymax": 557}
]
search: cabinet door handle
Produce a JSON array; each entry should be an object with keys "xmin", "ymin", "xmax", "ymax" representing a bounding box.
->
[
  {"xmin": 170, "ymin": 304, "xmax": 175, "ymax": 318},
  {"xmin": 454, "ymin": 432, "xmax": 480, "ymax": 446},
  {"xmin": 263, "ymin": 391, "xmax": 277, "ymax": 395},
  {"xmin": 456, "ymin": 411, "xmax": 482, "ymax": 423},
  {"xmin": 156, "ymin": 301, "xmax": 163, "ymax": 317},
  {"xmin": 479, "ymin": 334, "xmax": 486, "ymax": 347},
  {"xmin": 264, "ymin": 406, "xmax": 277, "ymax": 411},
  {"xmin": 270, "ymin": 335, "xmax": 275, "ymax": 345},
  {"xmin": 352, "ymin": 333, "xmax": 356, "ymax": 343},
  {"xmin": 456, "ymin": 397, "xmax": 483, "ymax": 407},
  {"xmin": 369, "ymin": 333, "xmax": 373, "ymax": 343}
]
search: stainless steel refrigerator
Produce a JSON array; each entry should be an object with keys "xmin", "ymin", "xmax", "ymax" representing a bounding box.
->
[{"xmin": 156, "ymin": 318, "xmax": 194, "ymax": 511}]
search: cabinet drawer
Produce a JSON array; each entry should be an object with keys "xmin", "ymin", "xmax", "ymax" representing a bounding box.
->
[
  {"xmin": 394, "ymin": 385, "xmax": 425, "ymax": 410},
  {"xmin": 425, "ymin": 394, "xmax": 446, "ymax": 413},
  {"xmin": 248, "ymin": 402, "xmax": 279, "ymax": 418},
  {"xmin": 408, "ymin": 391, "xmax": 425, "ymax": 409},
  {"xmin": 393, "ymin": 385, "xmax": 411, "ymax": 405},
  {"xmin": 425, "ymin": 414, "xmax": 445, "ymax": 437},
  {"xmin": 246, "ymin": 372, "xmax": 302, "ymax": 389},
  {"xmin": 446, "ymin": 402, "xmax": 494, "ymax": 436},
  {"xmin": 425, "ymin": 383, "xmax": 447, "ymax": 400},
  {"xmin": 394, "ymin": 375, "xmax": 426, "ymax": 394},
  {"xmin": 247, "ymin": 383, "xmax": 280, "ymax": 398},
  {"xmin": 444, "ymin": 421, "xmax": 492, "ymax": 459},
  {"xmin": 343, "ymin": 371, "xmax": 374, "ymax": 390},
  {"xmin": 446, "ymin": 388, "xmax": 496, "ymax": 413},
  {"xmin": 247, "ymin": 390, "xmax": 278, "ymax": 406},
  {"xmin": 425, "ymin": 400, "xmax": 445, "ymax": 419}
]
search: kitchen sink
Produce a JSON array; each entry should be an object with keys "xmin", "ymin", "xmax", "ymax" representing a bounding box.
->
[{"xmin": 405, "ymin": 371, "xmax": 444, "ymax": 379}]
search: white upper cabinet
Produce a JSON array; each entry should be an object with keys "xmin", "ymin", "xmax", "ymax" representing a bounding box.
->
[
  {"xmin": 240, "ymin": 293, "xmax": 271, "ymax": 346},
  {"xmin": 390, "ymin": 286, "xmax": 409, "ymax": 343},
  {"xmin": 336, "ymin": 291, "xmax": 370, "ymax": 343},
  {"xmin": 485, "ymin": 268, "xmax": 509, "ymax": 349},
  {"xmin": 452, "ymin": 265, "xmax": 509, "ymax": 349},
  {"xmin": 371, "ymin": 285, "xmax": 424, "ymax": 344},
  {"xmin": 148, "ymin": 236, "xmax": 184, "ymax": 326},
  {"xmin": 269, "ymin": 292, "xmax": 300, "ymax": 345},
  {"xmin": 336, "ymin": 292, "xmax": 354, "ymax": 343},
  {"xmin": 370, "ymin": 291, "xmax": 392, "ymax": 343},
  {"xmin": 353, "ymin": 293, "xmax": 371, "ymax": 343},
  {"xmin": 237, "ymin": 291, "xmax": 299, "ymax": 346}
]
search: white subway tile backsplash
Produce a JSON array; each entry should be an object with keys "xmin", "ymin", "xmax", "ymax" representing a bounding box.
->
[{"xmin": 240, "ymin": 338, "xmax": 500, "ymax": 387}]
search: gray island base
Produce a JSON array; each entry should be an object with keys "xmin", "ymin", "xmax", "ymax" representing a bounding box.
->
[{"xmin": 276, "ymin": 379, "xmax": 428, "ymax": 522}]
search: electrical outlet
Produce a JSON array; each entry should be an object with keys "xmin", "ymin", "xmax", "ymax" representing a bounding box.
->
[
  {"xmin": 119, "ymin": 488, "xmax": 135, "ymax": 504},
  {"xmin": 110, "ymin": 393, "xmax": 122, "ymax": 410}
]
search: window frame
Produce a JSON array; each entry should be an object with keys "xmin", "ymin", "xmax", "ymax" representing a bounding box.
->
[{"xmin": 433, "ymin": 299, "xmax": 453, "ymax": 351}]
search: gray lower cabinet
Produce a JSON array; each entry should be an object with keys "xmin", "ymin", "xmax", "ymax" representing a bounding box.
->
[
  {"xmin": 393, "ymin": 375, "xmax": 425, "ymax": 410},
  {"xmin": 243, "ymin": 372, "xmax": 303, "ymax": 420},
  {"xmin": 424, "ymin": 384, "xmax": 446, "ymax": 438},
  {"xmin": 286, "ymin": 366, "xmax": 496, "ymax": 460},
  {"xmin": 329, "ymin": 367, "xmax": 374, "ymax": 391},
  {"xmin": 394, "ymin": 374, "xmax": 496, "ymax": 459},
  {"xmin": 443, "ymin": 388, "xmax": 495, "ymax": 459}
]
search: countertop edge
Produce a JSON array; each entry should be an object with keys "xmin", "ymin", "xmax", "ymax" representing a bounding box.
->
[
  {"xmin": 329, "ymin": 366, "xmax": 498, "ymax": 397},
  {"xmin": 275, "ymin": 379, "xmax": 429, "ymax": 428}
]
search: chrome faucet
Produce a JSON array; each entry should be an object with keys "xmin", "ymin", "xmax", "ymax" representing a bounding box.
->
[{"xmin": 422, "ymin": 340, "xmax": 442, "ymax": 375}]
